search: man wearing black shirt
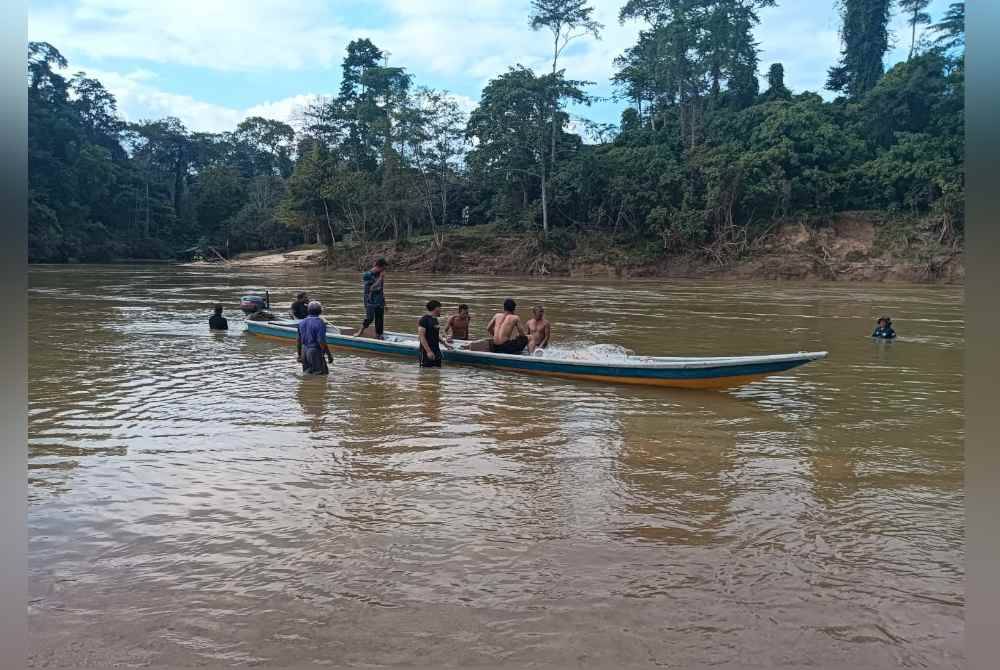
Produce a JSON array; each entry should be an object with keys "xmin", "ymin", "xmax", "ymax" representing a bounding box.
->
[
  {"xmin": 209, "ymin": 304, "xmax": 228, "ymax": 331},
  {"xmin": 417, "ymin": 300, "xmax": 450, "ymax": 367},
  {"xmin": 291, "ymin": 292, "xmax": 310, "ymax": 320}
]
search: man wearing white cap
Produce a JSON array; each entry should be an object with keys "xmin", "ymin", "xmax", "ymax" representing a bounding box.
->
[{"xmin": 296, "ymin": 301, "xmax": 333, "ymax": 375}]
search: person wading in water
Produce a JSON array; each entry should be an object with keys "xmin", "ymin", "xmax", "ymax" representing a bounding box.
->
[
  {"xmin": 297, "ymin": 301, "xmax": 333, "ymax": 375},
  {"xmin": 486, "ymin": 298, "xmax": 529, "ymax": 355},
  {"xmin": 418, "ymin": 300, "xmax": 451, "ymax": 368},
  {"xmin": 209, "ymin": 304, "xmax": 228, "ymax": 331},
  {"xmin": 355, "ymin": 258, "xmax": 387, "ymax": 339},
  {"xmin": 444, "ymin": 304, "xmax": 470, "ymax": 343}
]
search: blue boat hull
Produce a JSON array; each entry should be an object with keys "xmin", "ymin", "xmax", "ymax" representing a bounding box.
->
[{"xmin": 245, "ymin": 320, "xmax": 826, "ymax": 390}]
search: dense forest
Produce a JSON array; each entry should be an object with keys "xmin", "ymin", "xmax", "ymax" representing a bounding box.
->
[{"xmin": 28, "ymin": 0, "xmax": 964, "ymax": 265}]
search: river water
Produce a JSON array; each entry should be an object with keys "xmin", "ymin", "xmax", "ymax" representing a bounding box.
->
[{"xmin": 27, "ymin": 265, "xmax": 963, "ymax": 668}]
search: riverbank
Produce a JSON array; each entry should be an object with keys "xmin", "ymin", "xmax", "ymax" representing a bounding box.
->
[{"xmin": 188, "ymin": 212, "xmax": 963, "ymax": 283}]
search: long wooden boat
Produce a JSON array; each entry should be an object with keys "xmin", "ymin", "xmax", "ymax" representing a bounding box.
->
[{"xmin": 245, "ymin": 319, "xmax": 827, "ymax": 390}]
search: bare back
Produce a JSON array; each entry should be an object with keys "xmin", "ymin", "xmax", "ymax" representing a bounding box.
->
[{"xmin": 489, "ymin": 312, "xmax": 521, "ymax": 345}]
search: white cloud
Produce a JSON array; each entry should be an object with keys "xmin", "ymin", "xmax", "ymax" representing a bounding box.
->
[
  {"xmin": 30, "ymin": 0, "xmax": 951, "ymax": 131},
  {"xmin": 77, "ymin": 67, "xmax": 323, "ymax": 132},
  {"xmin": 29, "ymin": 0, "xmax": 352, "ymax": 71}
]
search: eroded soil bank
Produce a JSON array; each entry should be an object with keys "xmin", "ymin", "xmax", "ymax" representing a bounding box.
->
[{"xmin": 196, "ymin": 212, "xmax": 963, "ymax": 284}]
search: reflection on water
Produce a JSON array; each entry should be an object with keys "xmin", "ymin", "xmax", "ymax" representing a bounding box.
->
[{"xmin": 28, "ymin": 265, "xmax": 963, "ymax": 668}]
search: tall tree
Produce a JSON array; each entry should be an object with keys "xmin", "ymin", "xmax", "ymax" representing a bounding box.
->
[
  {"xmin": 467, "ymin": 66, "xmax": 586, "ymax": 235},
  {"xmin": 528, "ymin": 0, "xmax": 602, "ymax": 163},
  {"xmin": 403, "ymin": 88, "xmax": 469, "ymax": 245},
  {"xmin": 826, "ymin": 0, "xmax": 893, "ymax": 98},
  {"xmin": 899, "ymin": 0, "xmax": 931, "ymax": 60},
  {"xmin": 930, "ymin": 2, "xmax": 964, "ymax": 53},
  {"xmin": 761, "ymin": 62, "xmax": 791, "ymax": 100}
]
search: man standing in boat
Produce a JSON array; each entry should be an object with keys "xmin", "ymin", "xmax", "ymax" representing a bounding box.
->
[
  {"xmin": 486, "ymin": 298, "xmax": 529, "ymax": 355},
  {"xmin": 355, "ymin": 258, "xmax": 387, "ymax": 339},
  {"xmin": 418, "ymin": 300, "xmax": 451, "ymax": 367},
  {"xmin": 297, "ymin": 301, "xmax": 333, "ymax": 375}
]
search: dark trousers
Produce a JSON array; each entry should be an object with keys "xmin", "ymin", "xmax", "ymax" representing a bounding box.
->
[
  {"xmin": 490, "ymin": 334, "xmax": 528, "ymax": 355},
  {"xmin": 363, "ymin": 304, "xmax": 385, "ymax": 336},
  {"xmin": 301, "ymin": 345, "xmax": 329, "ymax": 375},
  {"xmin": 419, "ymin": 350, "xmax": 442, "ymax": 368}
]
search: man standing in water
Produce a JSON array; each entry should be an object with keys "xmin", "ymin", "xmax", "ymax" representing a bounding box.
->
[
  {"xmin": 297, "ymin": 301, "xmax": 333, "ymax": 375},
  {"xmin": 355, "ymin": 258, "xmax": 387, "ymax": 339},
  {"xmin": 526, "ymin": 305, "xmax": 551, "ymax": 353},
  {"xmin": 444, "ymin": 304, "xmax": 471, "ymax": 343},
  {"xmin": 486, "ymin": 298, "xmax": 529, "ymax": 354},
  {"xmin": 418, "ymin": 300, "xmax": 450, "ymax": 367},
  {"xmin": 209, "ymin": 304, "xmax": 228, "ymax": 331}
]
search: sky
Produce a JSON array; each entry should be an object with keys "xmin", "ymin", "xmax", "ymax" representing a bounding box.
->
[{"xmin": 28, "ymin": 0, "xmax": 953, "ymax": 136}]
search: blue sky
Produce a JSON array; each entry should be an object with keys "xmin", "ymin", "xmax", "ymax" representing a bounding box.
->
[{"xmin": 28, "ymin": 0, "xmax": 953, "ymax": 135}]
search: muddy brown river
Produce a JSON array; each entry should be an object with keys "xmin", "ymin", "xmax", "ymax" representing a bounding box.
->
[{"xmin": 27, "ymin": 265, "xmax": 963, "ymax": 668}]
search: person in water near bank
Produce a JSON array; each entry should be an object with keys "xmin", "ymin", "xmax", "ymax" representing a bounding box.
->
[
  {"xmin": 418, "ymin": 300, "xmax": 451, "ymax": 367},
  {"xmin": 291, "ymin": 292, "xmax": 309, "ymax": 320},
  {"xmin": 444, "ymin": 304, "xmax": 470, "ymax": 342},
  {"xmin": 355, "ymin": 258, "xmax": 387, "ymax": 339},
  {"xmin": 209, "ymin": 304, "xmax": 228, "ymax": 331},
  {"xmin": 526, "ymin": 305, "xmax": 551, "ymax": 353},
  {"xmin": 486, "ymin": 298, "xmax": 529, "ymax": 355},
  {"xmin": 872, "ymin": 316, "xmax": 896, "ymax": 339},
  {"xmin": 297, "ymin": 301, "xmax": 333, "ymax": 375}
]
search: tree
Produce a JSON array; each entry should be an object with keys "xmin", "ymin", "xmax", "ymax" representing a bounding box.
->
[
  {"xmin": 899, "ymin": 0, "xmax": 931, "ymax": 60},
  {"xmin": 931, "ymin": 2, "xmax": 964, "ymax": 53},
  {"xmin": 230, "ymin": 116, "xmax": 296, "ymax": 178},
  {"xmin": 761, "ymin": 62, "xmax": 791, "ymax": 101},
  {"xmin": 826, "ymin": 0, "xmax": 893, "ymax": 98},
  {"xmin": 528, "ymin": 0, "xmax": 603, "ymax": 162},
  {"xmin": 467, "ymin": 66, "xmax": 586, "ymax": 235},
  {"xmin": 403, "ymin": 88, "xmax": 469, "ymax": 245}
]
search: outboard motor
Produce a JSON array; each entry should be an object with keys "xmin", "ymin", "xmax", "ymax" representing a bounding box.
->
[
  {"xmin": 240, "ymin": 290, "xmax": 275, "ymax": 321},
  {"xmin": 240, "ymin": 295, "xmax": 267, "ymax": 315},
  {"xmin": 239, "ymin": 290, "xmax": 270, "ymax": 315}
]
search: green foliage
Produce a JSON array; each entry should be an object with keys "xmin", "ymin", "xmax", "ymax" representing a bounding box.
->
[
  {"xmin": 27, "ymin": 1, "xmax": 965, "ymax": 266},
  {"xmin": 827, "ymin": 0, "xmax": 892, "ymax": 98}
]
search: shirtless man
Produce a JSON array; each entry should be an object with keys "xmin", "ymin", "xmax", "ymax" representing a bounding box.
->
[
  {"xmin": 444, "ymin": 304, "xmax": 471, "ymax": 343},
  {"xmin": 486, "ymin": 298, "xmax": 529, "ymax": 355},
  {"xmin": 526, "ymin": 305, "xmax": 551, "ymax": 353}
]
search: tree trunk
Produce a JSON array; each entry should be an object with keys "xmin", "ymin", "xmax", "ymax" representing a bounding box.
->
[
  {"xmin": 540, "ymin": 164, "xmax": 549, "ymax": 237},
  {"xmin": 551, "ymin": 32, "xmax": 559, "ymax": 166},
  {"xmin": 321, "ymin": 199, "xmax": 335, "ymax": 247},
  {"xmin": 909, "ymin": 15, "xmax": 917, "ymax": 60}
]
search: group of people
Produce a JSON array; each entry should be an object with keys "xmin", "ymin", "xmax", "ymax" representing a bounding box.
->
[
  {"xmin": 212, "ymin": 257, "xmax": 898, "ymax": 378},
  {"xmin": 284, "ymin": 258, "xmax": 554, "ymax": 375},
  {"xmin": 413, "ymin": 297, "xmax": 552, "ymax": 368}
]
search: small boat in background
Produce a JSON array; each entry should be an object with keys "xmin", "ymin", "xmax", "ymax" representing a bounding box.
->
[{"xmin": 245, "ymin": 319, "xmax": 827, "ymax": 390}]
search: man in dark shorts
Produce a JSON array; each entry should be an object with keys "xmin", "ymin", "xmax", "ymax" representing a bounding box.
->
[
  {"xmin": 486, "ymin": 298, "xmax": 529, "ymax": 354},
  {"xmin": 297, "ymin": 301, "xmax": 333, "ymax": 375},
  {"xmin": 290, "ymin": 292, "xmax": 309, "ymax": 320},
  {"xmin": 418, "ymin": 300, "xmax": 450, "ymax": 367},
  {"xmin": 444, "ymin": 304, "xmax": 470, "ymax": 342},
  {"xmin": 209, "ymin": 304, "xmax": 228, "ymax": 331},
  {"xmin": 355, "ymin": 258, "xmax": 387, "ymax": 339}
]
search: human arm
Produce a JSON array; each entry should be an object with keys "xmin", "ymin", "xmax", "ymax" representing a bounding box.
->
[
  {"xmin": 486, "ymin": 315, "xmax": 496, "ymax": 337},
  {"xmin": 418, "ymin": 325, "xmax": 436, "ymax": 360},
  {"xmin": 296, "ymin": 327, "xmax": 303, "ymax": 361},
  {"xmin": 319, "ymin": 322, "xmax": 333, "ymax": 361},
  {"xmin": 514, "ymin": 317, "xmax": 527, "ymax": 338},
  {"xmin": 540, "ymin": 322, "xmax": 551, "ymax": 348}
]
